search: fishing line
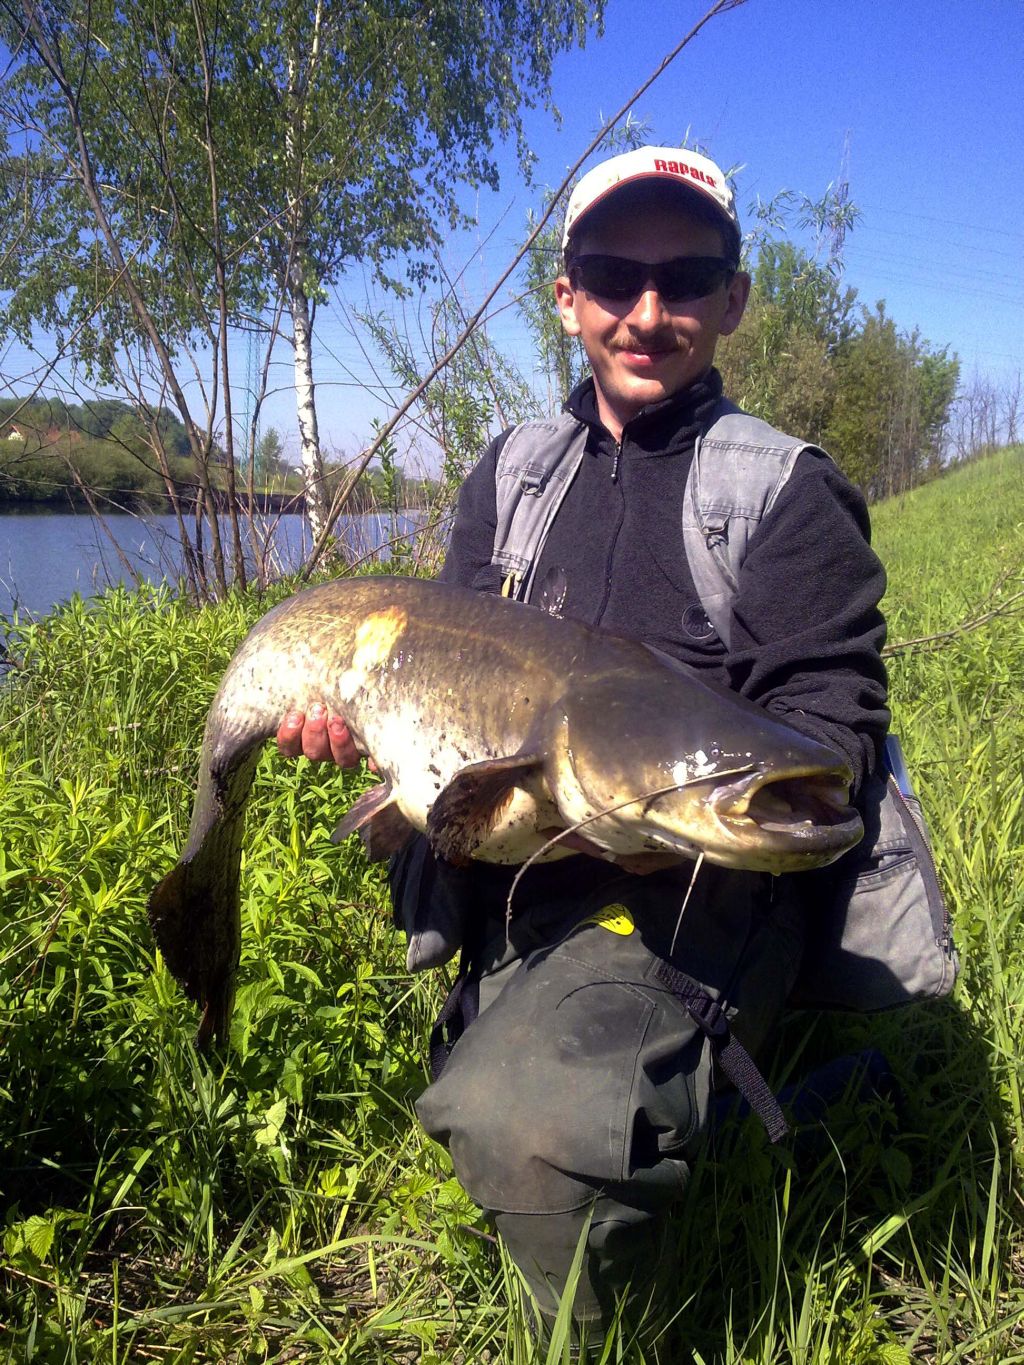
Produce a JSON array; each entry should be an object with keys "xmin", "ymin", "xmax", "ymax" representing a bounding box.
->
[
  {"xmin": 503, "ymin": 764, "xmax": 757, "ymax": 931},
  {"xmin": 670, "ymin": 851, "xmax": 705, "ymax": 959}
]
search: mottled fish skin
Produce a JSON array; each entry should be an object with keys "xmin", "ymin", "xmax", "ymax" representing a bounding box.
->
[{"xmin": 148, "ymin": 576, "xmax": 864, "ymax": 1047}]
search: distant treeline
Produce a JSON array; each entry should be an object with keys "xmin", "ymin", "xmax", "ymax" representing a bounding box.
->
[
  {"xmin": 0, "ymin": 396, "xmax": 191, "ymax": 453},
  {"xmin": 715, "ymin": 242, "xmax": 961, "ymax": 501},
  {"xmin": 0, "ymin": 399, "xmax": 436, "ymax": 511},
  {"xmin": 0, "ymin": 397, "xmax": 192, "ymax": 506}
]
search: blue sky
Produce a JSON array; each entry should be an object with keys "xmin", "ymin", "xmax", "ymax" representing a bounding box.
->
[
  {"xmin": 4, "ymin": 0, "xmax": 1022, "ymax": 467},
  {"xmin": 291, "ymin": 0, "xmax": 1023, "ymax": 461}
]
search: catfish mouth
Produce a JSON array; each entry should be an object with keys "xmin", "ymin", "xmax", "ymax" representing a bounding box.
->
[{"xmin": 710, "ymin": 767, "xmax": 862, "ymax": 852}]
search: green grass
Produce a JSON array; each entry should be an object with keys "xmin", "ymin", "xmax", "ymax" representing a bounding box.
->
[{"xmin": 1, "ymin": 447, "xmax": 1022, "ymax": 1362}]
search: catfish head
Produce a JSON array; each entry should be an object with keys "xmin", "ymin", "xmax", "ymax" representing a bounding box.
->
[{"xmin": 549, "ymin": 664, "xmax": 864, "ymax": 875}]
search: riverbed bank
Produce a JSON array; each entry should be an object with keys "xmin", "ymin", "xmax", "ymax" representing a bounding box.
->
[{"xmin": 0, "ymin": 506, "xmax": 425, "ymax": 619}]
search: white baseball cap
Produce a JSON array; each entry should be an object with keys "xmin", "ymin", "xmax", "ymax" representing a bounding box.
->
[{"xmin": 562, "ymin": 145, "xmax": 739, "ymax": 251}]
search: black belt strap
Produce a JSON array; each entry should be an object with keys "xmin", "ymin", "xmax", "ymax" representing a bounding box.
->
[
  {"xmin": 429, "ymin": 947, "xmax": 480, "ymax": 1082},
  {"xmin": 654, "ymin": 960, "xmax": 790, "ymax": 1144}
]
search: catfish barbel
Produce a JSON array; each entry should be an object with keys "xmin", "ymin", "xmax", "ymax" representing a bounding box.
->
[{"xmin": 148, "ymin": 576, "xmax": 863, "ymax": 1046}]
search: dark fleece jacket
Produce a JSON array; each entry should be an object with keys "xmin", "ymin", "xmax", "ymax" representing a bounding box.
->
[{"xmin": 440, "ymin": 368, "xmax": 889, "ymax": 795}]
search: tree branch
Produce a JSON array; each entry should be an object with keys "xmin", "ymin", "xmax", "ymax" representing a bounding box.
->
[
  {"xmin": 300, "ymin": 0, "xmax": 747, "ymax": 577},
  {"xmin": 884, "ymin": 581, "xmax": 1024, "ymax": 657}
]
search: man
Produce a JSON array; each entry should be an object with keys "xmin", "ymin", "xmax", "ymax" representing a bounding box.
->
[{"xmin": 278, "ymin": 147, "xmax": 888, "ymax": 1335}]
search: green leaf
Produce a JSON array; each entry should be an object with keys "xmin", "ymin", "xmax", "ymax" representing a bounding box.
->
[
  {"xmin": 255, "ymin": 1097, "xmax": 288, "ymax": 1146},
  {"xmin": 23, "ymin": 1215, "xmax": 56, "ymax": 1263},
  {"xmin": 880, "ymin": 1146, "xmax": 912, "ymax": 1191},
  {"xmin": 875, "ymin": 1345, "xmax": 913, "ymax": 1365}
]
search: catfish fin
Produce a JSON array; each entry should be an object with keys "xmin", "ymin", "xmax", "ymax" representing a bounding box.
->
[
  {"xmin": 539, "ymin": 827, "xmax": 612, "ymax": 860},
  {"xmin": 148, "ymin": 835, "xmax": 242, "ymax": 1052},
  {"xmin": 195, "ymin": 969, "xmax": 236, "ymax": 1052},
  {"xmin": 427, "ymin": 753, "xmax": 543, "ymax": 864},
  {"xmin": 332, "ymin": 781, "xmax": 415, "ymax": 861},
  {"xmin": 358, "ymin": 804, "xmax": 417, "ymax": 861},
  {"xmin": 332, "ymin": 781, "xmax": 394, "ymax": 842}
]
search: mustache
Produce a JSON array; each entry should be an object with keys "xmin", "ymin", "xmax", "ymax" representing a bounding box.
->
[{"xmin": 614, "ymin": 332, "xmax": 680, "ymax": 353}]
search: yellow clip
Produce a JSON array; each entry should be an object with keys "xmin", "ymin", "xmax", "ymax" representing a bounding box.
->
[
  {"xmin": 500, "ymin": 572, "xmax": 519, "ymax": 599},
  {"xmin": 583, "ymin": 903, "xmax": 634, "ymax": 935}
]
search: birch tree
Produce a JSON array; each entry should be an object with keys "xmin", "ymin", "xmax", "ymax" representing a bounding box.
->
[{"xmin": 0, "ymin": 0, "xmax": 603, "ymax": 549}]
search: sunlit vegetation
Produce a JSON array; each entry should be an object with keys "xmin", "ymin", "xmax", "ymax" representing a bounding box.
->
[{"xmin": 0, "ymin": 447, "xmax": 1022, "ymax": 1360}]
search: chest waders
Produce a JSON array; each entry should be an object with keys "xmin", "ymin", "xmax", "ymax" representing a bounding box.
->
[{"xmin": 412, "ymin": 401, "xmax": 957, "ymax": 1327}]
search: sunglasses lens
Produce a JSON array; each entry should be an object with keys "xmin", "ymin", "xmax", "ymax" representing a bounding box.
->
[
  {"xmin": 573, "ymin": 256, "xmax": 646, "ymax": 300},
  {"xmin": 657, "ymin": 259, "xmax": 732, "ymax": 301},
  {"xmin": 571, "ymin": 256, "xmax": 733, "ymax": 303}
]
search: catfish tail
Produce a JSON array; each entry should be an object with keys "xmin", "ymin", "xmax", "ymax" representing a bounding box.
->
[{"xmin": 148, "ymin": 746, "xmax": 261, "ymax": 1049}]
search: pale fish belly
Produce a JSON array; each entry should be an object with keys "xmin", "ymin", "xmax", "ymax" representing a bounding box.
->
[
  {"xmin": 468, "ymin": 783, "xmax": 572, "ymax": 863},
  {"xmin": 543, "ymin": 738, "xmax": 684, "ymax": 859},
  {"xmin": 351, "ymin": 700, "xmax": 566, "ymax": 863}
]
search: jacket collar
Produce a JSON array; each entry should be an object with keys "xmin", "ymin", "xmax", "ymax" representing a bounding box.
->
[{"xmin": 564, "ymin": 368, "xmax": 724, "ymax": 453}]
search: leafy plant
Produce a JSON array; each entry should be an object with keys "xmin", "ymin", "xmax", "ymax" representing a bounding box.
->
[{"xmin": 1, "ymin": 449, "xmax": 1023, "ymax": 1359}]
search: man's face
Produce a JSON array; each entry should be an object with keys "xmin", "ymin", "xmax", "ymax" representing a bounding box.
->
[{"xmin": 554, "ymin": 195, "xmax": 750, "ymax": 439}]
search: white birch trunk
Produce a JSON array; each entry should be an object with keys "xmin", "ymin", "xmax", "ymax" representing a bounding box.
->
[
  {"xmin": 288, "ymin": 267, "xmax": 329, "ymax": 543},
  {"xmin": 284, "ymin": 8, "xmax": 330, "ymax": 545}
]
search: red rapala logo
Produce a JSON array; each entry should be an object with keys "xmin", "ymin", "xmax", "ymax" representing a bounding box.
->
[{"xmin": 653, "ymin": 158, "xmax": 717, "ymax": 189}]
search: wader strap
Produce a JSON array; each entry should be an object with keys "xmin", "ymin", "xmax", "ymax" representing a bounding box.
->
[
  {"xmin": 654, "ymin": 960, "xmax": 790, "ymax": 1144},
  {"xmin": 429, "ymin": 947, "xmax": 480, "ymax": 1081}
]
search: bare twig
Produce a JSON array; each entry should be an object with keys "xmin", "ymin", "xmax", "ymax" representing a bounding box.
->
[
  {"xmin": 16, "ymin": 0, "xmax": 231, "ymax": 595},
  {"xmin": 61, "ymin": 457, "xmax": 143, "ymax": 585},
  {"xmin": 884, "ymin": 586, "xmax": 1024, "ymax": 657},
  {"xmin": 301, "ymin": 0, "xmax": 747, "ymax": 578}
]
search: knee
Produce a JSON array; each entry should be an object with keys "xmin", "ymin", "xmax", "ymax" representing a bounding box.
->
[
  {"xmin": 417, "ymin": 1045, "xmax": 597, "ymax": 1214},
  {"xmin": 416, "ymin": 936, "xmax": 707, "ymax": 1214}
]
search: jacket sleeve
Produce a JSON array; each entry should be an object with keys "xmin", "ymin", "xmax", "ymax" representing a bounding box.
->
[
  {"xmin": 725, "ymin": 449, "xmax": 889, "ymax": 795},
  {"xmin": 437, "ymin": 431, "xmax": 512, "ymax": 593},
  {"xmin": 388, "ymin": 835, "xmax": 475, "ymax": 972}
]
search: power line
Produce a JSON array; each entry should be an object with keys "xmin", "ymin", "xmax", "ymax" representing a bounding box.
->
[
  {"xmin": 856, "ymin": 222, "xmax": 1022, "ymax": 263},
  {"xmin": 846, "ymin": 275, "xmax": 1024, "ymax": 311},
  {"xmin": 843, "ymin": 265, "xmax": 1024, "ymax": 311},
  {"xmin": 845, "ymin": 245, "xmax": 1020, "ymax": 289},
  {"xmin": 858, "ymin": 201, "xmax": 1024, "ymax": 244}
]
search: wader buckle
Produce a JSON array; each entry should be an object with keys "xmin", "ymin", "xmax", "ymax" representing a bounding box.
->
[
  {"xmin": 654, "ymin": 959, "xmax": 790, "ymax": 1145},
  {"xmin": 684, "ymin": 993, "xmax": 729, "ymax": 1041}
]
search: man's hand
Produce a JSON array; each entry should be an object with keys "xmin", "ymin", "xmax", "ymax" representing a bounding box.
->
[{"xmin": 276, "ymin": 704, "xmax": 363, "ymax": 767}]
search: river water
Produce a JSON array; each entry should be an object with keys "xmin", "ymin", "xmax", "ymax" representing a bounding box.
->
[{"xmin": 0, "ymin": 508, "xmax": 420, "ymax": 620}]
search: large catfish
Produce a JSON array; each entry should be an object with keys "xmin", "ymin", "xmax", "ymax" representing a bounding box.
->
[{"xmin": 149, "ymin": 576, "xmax": 863, "ymax": 1045}]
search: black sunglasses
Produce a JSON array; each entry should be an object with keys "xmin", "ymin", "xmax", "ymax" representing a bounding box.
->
[{"xmin": 568, "ymin": 254, "xmax": 736, "ymax": 304}]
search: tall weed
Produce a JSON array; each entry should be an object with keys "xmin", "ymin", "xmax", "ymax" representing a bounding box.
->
[{"xmin": 1, "ymin": 450, "xmax": 1022, "ymax": 1361}]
